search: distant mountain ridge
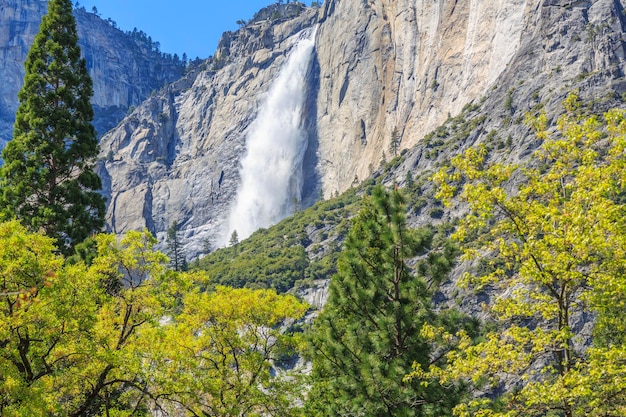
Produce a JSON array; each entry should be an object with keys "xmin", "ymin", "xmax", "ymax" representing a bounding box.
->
[{"xmin": 0, "ymin": 0, "xmax": 185, "ymax": 148}]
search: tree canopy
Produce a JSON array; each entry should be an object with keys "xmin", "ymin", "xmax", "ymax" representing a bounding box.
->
[
  {"xmin": 307, "ymin": 185, "xmax": 465, "ymax": 416},
  {"xmin": 0, "ymin": 223, "xmax": 308, "ymax": 416},
  {"xmin": 421, "ymin": 96, "xmax": 626, "ymax": 416}
]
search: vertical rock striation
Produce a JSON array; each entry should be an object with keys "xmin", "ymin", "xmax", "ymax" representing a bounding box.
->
[
  {"xmin": 98, "ymin": 4, "xmax": 319, "ymax": 256},
  {"xmin": 315, "ymin": 0, "xmax": 626, "ymax": 195},
  {"xmin": 314, "ymin": 0, "xmax": 529, "ymax": 195}
]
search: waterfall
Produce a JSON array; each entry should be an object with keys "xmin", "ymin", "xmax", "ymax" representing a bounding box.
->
[{"xmin": 223, "ymin": 27, "xmax": 317, "ymax": 244}]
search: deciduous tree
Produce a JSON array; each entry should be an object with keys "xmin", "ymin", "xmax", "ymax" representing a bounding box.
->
[
  {"xmin": 427, "ymin": 97, "xmax": 626, "ymax": 416},
  {"xmin": 155, "ymin": 286, "xmax": 308, "ymax": 416},
  {"xmin": 0, "ymin": 224, "xmax": 308, "ymax": 415},
  {"xmin": 0, "ymin": 227, "xmax": 176, "ymax": 416}
]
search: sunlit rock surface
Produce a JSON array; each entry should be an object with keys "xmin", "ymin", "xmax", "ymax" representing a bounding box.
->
[
  {"xmin": 98, "ymin": 4, "xmax": 319, "ymax": 257},
  {"xmin": 99, "ymin": 0, "xmax": 626, "ymax": 258}
]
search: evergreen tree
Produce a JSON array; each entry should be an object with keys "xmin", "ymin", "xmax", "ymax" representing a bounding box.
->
[
  {"xmin": 167, "ymin": 220, "xmax": 187, "ymax": 271},
  {"xmin": 307, "ymin": 185, "xmax": 461, "ymax": 416},
  {"xmin": 0, "ymin": 0, "xmax": 105, "ymax": 255},
  {"xmin": 405, "ymin": 170, "xmax": 415, "ymax": 190},
  {"xmin": 229, "ymin": 229, "xmax": 239, "ymax": 247},
  {"xmin": 390, "ymin": 126, "xmax": 401, "ymax": 156}
]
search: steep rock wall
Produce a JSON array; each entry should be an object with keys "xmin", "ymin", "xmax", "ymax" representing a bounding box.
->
[
  {"xmin": 98, "ymin": 0, "xmax": 626, "ymax": 259},
  {"xmin": 316, "ymin": 0, "xmax": 626, "ymax": 197},
  {"xmin": 98, "ymin": 5, "xmax": 319, "ymax": 256},
  {"xmin": 0, "ymin": 0, "xmax": 185, "ymax": 147},
  {"xmin": 314, "ymin": 0, "xmax": 529, "ymax": 196}
]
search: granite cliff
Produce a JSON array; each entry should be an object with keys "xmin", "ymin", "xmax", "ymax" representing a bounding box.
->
[
  {"xmin": 3, "ymin": 0, "xmax": 626, "ymax": 256},
  {"xmin": 96, "ymin": 0, "xmax": 626, "ymax": 259},
  {"xmin": 98, "ymin": 3, "xmax": 319, "ymax": 255},
  {"xmin": 0, "ymin": 0, "xmax": 185, "ymax": 148}
]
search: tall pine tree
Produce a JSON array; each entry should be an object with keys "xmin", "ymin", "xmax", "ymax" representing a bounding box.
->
[
  {"xmin": 0, "ymin": 0, "xmax": 104, "ymax": 254},
  {"xmin": 307, "ymin": 185, "xmax": 461, "ymax": 416},
  {"xmin": 167, "ymin": 220, "xmax": 187, "ymax": 271}
]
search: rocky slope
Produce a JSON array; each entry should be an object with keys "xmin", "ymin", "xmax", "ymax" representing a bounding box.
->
[
  {"xmin": 389, "ymin": 0, "xmax": 626, "ymax": 197},
  {"xmin": 0, "ymin": 0, "xmax": 185, "ymax": 147},
  {"xmin": 315, "ymin": 0, "xmax": 626, "ymax": 195},
  {"xmin": 98, "ymin": 0, "xmax": 626, "ymax": 259}
]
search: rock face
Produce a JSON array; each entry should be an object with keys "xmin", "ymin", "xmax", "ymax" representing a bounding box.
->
[
  {"xmin": 389, "ymin": 0, "xmax": 626, "ymax": 188},
  {"xmin": 314, "ymin": 0, "xmax": 626, "ymax": 195},
  {"xmin": 98, "ymin": 4, "xmax": 319, "ymax": 256},
  {"xmin": 315, "ymin": 0, "xmax": 529, "ymax": 195},
  {"xmin": 99, "ymin": 0, "xmax": 626, "ymax": 259},
  {"xmin": 0, "ymin": 0, "xmax": 185, "ymax": 148}
]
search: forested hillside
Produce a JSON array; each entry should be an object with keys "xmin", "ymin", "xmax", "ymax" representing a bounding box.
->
[
  {"xmin": 3, "ymin": 0, "xmax": 626, "ymax": 415},
  {"xmin": 5, "ymin": 99, "xmax": 626, "ymax": 415},
  {"xmin": 191, "ymin": 96, "xmax": 626, "ymax": 416}
]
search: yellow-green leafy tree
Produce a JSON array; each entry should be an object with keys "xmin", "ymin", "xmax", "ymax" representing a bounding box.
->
[
  {"xmin": 0, "ymin": 220, "xmax": 73, "ymax": 416},
  {"xmin": 418, "ymin": 97, "xmax": 626, "ymax": 416},
  {"xmin": 154, "ymin": 286, "xmax": 308, "ymax": 417},
  {"xmin": 0, "ymin": 226, "xmax": 188, "ymax": 416},
  {"xmin": 0, "ymin": 223, "xmax": 309, "ymax": 415}
]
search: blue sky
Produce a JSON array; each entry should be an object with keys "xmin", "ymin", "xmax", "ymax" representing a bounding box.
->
[{"xmin": 75, "ymin": 0, "xmax": 276, "ymax": 59}]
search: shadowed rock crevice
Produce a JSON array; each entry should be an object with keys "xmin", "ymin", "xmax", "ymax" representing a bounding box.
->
[{"xmin": 301, "ymin": 49, "xmax": 321, "ymax": 209}]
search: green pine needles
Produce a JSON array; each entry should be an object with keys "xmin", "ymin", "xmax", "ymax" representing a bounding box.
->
[
  {"xmin": 0, "ymin": 0, "xmax": 105, "ymax": 255},
  {"xmin": 307, "ymin": 185, "xmax": 463, "ymax": 416}
]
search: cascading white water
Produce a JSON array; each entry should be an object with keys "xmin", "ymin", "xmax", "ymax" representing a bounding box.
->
[{"xmin": 223, "ymin": 27, "xmax": 317, "ymax": 244}]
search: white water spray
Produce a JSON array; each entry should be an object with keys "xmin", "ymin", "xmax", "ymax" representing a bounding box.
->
[{"xmin": 223, "ymin": 27, "xmax": 317, "ymax": 243}]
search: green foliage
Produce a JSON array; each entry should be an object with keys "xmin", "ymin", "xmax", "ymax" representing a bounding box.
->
[
  {"xmin": 0, "ymin": 223, "xmax": 308, "ymax": 415},
  {"xmin": 155, "ymin": 286, "xmax": 308, "ymax": 416},
  {"xmin": 0, "ymin": 0, "xmax": 104, "ymax": 255},
  {"xmin": 199, "ymin": 243, "xmax": 309, "ymax": 292},
  {"xmin": 390, "ymin": 126, "xmax": 401, "ymax": 156},
  {"xmin": 429, "ymin": 206, "xmax": 444, "ymax": 219},
  {"xmin": 0, "ymin": 225, "xmax": 163, "ymax": 415},
  {"xmin": 229, "ymin": 229, "xmax": 239, "ymax": 247},
  {"xmin": 421, "ymin": 102, "xmax": 487, "ymax": 160},
  {"xmin": 194, "ymin": 187, "xmax": 362, "ymax": 291},
  {"xmin": 306, "ymin": 186, "xmax": 463, "ymax": 417},
  {"xmin": 504, "ymin": 88, "xmax": 514, "ymax": 111},
  {"xmin": 405, "ymin": 170, "xmax": 415, "ymax": 189},
  {"xmin": 67, "ymin": 235, "xmax": 98, "ymax": 265},
  {"xmin": 428, "ymin": 97, "xmax": 626, "ymax": 416}
]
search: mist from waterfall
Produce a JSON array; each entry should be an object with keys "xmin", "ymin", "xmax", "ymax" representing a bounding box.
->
[{"xmin": 223, "ymin": 27, "xmax": 317, "ymax": 244}]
